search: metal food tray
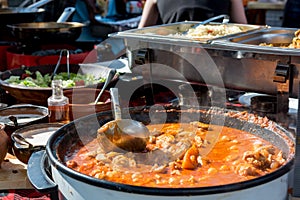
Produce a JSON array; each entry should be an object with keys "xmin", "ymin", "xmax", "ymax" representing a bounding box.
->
[
  {"xmin": 212, "ymin": 27, "xmax": 300, "ymax": 56},
  {"xmin": 111, "ymin": 24, "xmax": 300, "ymax": 98},
  {"xmin": 114, "ymin": 21, "xmax": 264, "ymax": 44}
]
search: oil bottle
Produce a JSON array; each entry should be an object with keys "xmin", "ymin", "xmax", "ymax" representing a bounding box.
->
[{"xmin": 48, "ymin": 79, "xmax": 70, "ymax": 124}]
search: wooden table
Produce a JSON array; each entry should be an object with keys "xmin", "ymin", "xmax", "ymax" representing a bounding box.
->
[
  {"xmin": 246, "ymin": 1, "xmax": 286, "ymax": 25},
  {"xmin": 0, "ymin": 153, "xmax": 33, "ymax": 190},
  {"xmin": 0, "ymin": 153, "xmax": 52, "ymax": 199}
]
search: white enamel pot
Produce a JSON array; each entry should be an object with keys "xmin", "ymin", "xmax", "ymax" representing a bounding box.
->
[{"xmin": 27, "ymin": 107, "xmax": 295, "ymax": 200}]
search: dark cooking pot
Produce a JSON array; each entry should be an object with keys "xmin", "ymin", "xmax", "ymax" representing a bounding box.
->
[
  {"xmin": 7, "ymin": 7, "xmax": 84, "ymax": 43},
  {"xmin": 7, "ymin": 21, "xmax": 84, "ymax": 43},
  {"xmin": 27, "ymin": 106, "xmax": 295, "ymax": 200},
  {"xmin": 0, "ymin": 104, "xmax": 48, "ymax": 136},
  {"xmin": 11, "ymin": 123, "xmax": 63, "ymax": 164},
  {"xmin": 0, "ymin": 0, "xmax": 53, "ymax": 26}
]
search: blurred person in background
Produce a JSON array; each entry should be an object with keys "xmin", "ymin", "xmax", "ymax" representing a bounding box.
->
[
  {"xmin": 138, "ymin": 0, "xmax": 248, "ymax": 28},
  {"xmin": 282, "ymin": 0, "xmax": 300, "ymax": 28}
]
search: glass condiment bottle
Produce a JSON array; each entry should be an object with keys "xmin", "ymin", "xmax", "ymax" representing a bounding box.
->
[{"xmin": 48, "ymin": 80, "xmax": 70, "ymax": 124}]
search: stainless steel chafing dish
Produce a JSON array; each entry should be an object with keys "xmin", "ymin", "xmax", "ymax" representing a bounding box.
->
[
  {"xmin": 211, "ymin": 27, "xmax": 300, "ymax": 56},
  {"xmin": 106, "ymin": 22, "xmax": 300, "ymax": 199},
  {"xmin": 116, "ymin": 21, "xmax": 264, "ymax": 43},
  {"xmin": 112, "ymin": 22, "xmax": 299, "ymax": 100}
]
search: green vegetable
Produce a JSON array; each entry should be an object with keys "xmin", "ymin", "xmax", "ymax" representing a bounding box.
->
[
  {"xmin": 24, "ymin": 70, "xmax": 32, "ymax": 76},
  {"xmin": 5, "ymin": 76, "xmax": 21, "ymax": 84},
  {"xmin": 5, "ymin": 71, "xmax": 106, "ymax": 88}
]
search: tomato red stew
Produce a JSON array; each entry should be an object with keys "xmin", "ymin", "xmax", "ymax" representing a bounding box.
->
[{"xmin": 65, "ymin": 121, "xmax": 287, "ymax": 188}]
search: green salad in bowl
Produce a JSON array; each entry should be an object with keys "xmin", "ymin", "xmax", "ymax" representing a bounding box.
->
[
  {"xmin": 0, "ymin": 64, "xmax": 115, "ymax": 106},
  {"xmin": 5, "ymin": 70, "xmax": 106, "ymax": 88}
]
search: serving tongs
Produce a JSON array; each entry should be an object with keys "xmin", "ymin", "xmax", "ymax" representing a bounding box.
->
[
  {"xmin": 50, "ymin": 49, "xmax": 70, "ymax": 82},
  {"xmin": 183, "ymin": 14, "xmax": 230, "ymax": 34}
]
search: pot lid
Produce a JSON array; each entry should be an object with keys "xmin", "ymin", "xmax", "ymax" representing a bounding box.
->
[
  {"xmin": 0, "ymin": 104, "xmax": 48, "ymax": 126},
  {"xmin": 12, "ymin": 123, "xmax": 63, "ymax": 147}
]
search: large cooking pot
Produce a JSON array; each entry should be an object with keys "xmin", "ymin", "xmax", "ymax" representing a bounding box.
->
[
  {"xmin": 0, "ymin": 0, "xmax": 53, "ymax": 25},
  {"xmin": 6, "ymin": 6, "xmax": 84, "ymax": 43},
  {"xmin": 27, "ymin": 107, "xmax": 295, "ymax": 200}
]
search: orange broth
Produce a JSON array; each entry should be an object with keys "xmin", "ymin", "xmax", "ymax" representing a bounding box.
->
[{"xmin": 65, "ymin": 123, "xmax": 286, "ymax": 188}]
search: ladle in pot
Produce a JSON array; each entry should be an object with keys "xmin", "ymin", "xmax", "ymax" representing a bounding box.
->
[
  {"xmin": 98, "ymin": 89, "xmax": 190, "ymax": 163},
  {"xmin": 97, "ymin": 88, "xmax": 150, "ymax": 152}
]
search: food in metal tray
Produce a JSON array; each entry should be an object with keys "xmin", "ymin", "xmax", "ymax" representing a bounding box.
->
[
  {"xmin": 185, "ymin": 24, "xmax": 243, "ymax": 39},
  {"xmin": 65, "ymin": 112, "xmax": 289, "ymax": 188},
  {"xmin": 259, "ymin": 29, "xmax": 300, "ymax": 48}
]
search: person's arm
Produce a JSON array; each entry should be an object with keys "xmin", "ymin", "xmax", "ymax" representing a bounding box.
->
[
  {"xmin": 138, "ymin": 0, "xmax": 159, "ymax": 28},
  {"xmin": 230, "ymin": 0, "xmax": 248, "ymax": 24}
]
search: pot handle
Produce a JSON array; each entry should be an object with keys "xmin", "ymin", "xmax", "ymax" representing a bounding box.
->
[
  {"xmin": 27, "ymin": 150, "xmax": 58, "ymax": 194},
  {"xmin": 56, "ymin": 7, "xmax": 76, "ymax": 23}
]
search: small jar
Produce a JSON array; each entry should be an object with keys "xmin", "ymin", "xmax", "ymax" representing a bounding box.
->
[{"xmin": 47, "ymin": 80, "xmax": 70, "ymax": 124}]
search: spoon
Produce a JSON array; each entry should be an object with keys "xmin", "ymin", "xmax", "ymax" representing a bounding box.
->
[
  {"xmin": 97, "ymin": 87, "xmax": 150, "ymax": 152},
  {"xmin": 94, "ymin": 69, "xmax": 116, "ymax": 104}
]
